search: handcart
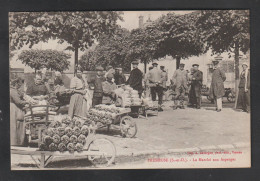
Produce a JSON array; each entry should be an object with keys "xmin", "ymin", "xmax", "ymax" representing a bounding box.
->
[
  {"xmin": 24, "ymin": 104, "xmax": 57, "ymax": 147},
  {"xmin": 11, "ymin": 134, "xmax": 116, "ymax": 168},
  {"xmin": 77, "ymin": 108, "xmax": 138, "ymax": 138},
  {"xmin": 17, "ymin": 104, "xmax": 116, "ymax": 168}
]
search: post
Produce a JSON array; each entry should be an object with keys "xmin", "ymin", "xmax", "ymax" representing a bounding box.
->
[
  {"xmin": 74, "ymin": 45, "xmax": 79, "ymax": 74},
  {"xmin": 234, "ymin": 42, "xmax": 239, "ymax": 108},
  {"xmin": 144, "ymin": 59, "xmax": 147, "ymax": 74},
  {"xmin": 176, "ymin": 57, "xmax": 181, "ymax": 70}
]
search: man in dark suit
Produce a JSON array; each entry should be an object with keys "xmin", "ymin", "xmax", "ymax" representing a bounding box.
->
[
  {"xmin": 189, "ymin": 64, "xmax": 203, "ymax": 109},
  {"xmin": 126, "ymin": 61, "xmax": 143, "ymax": 98}
]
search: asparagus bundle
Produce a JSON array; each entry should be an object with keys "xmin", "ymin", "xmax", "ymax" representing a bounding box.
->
[{"xmin": 39, "ymin": 115, "xmax": 95, "ymax": 153}]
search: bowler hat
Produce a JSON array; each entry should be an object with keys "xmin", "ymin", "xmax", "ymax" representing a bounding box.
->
[{"xmin": 152, "ymin": 61, "xmax": 158, "ymax": 65}]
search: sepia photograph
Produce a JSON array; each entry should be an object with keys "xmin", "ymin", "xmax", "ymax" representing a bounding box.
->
[{"xmin": 9, "ymin": 10, "xmax": 250, "ymax": 169}]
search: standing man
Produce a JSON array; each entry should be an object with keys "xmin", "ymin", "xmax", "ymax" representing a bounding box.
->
[
  {"xmin": 160, "ymin": 66, "xmax": 168, "ymax": 101},
  {"xmin": 148, "ymin": 61, "xmax": 164, "ymax": 111},
  {"xmin": 91, "ymin": 66, "xmax": 105, "ymax": 107},
  {"xmin": 189, "ymin": 64, "xmax": 203, "ymax": 109},
  {"xmin": 144, "ymin": 66, "xmax": 153, "ymax": 97},
  {"xmin": 171, "ymin": 63, "xmax": 188, "ymax": 109},
  {"xmin": 126, "ymin": 61, "xmax": 143, "ymax": 98},
  {"xmin": 209, "ymin": 60, "xmax": 226, "ymax": 112},
  {"xmin": 114, "ymin": 67, "xmax": 126, "ymax": 86}
]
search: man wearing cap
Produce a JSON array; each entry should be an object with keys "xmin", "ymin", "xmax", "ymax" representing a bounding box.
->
[
  {"xmin": 126, "ymin": 61, "xmax": 143, "ymax": 98},
  {"xmin": 91, "ymin": 66, "xmax": 105, "ymax": 107},
  {"xmin": 148, "ymin": 61, "xmax": 164, "ymax": 111},
  {"xmin": 209, "ymin": 60, "xmax": 226, "ymax": 112},
  {"xmin": 160, "ymin": 66, "xmax": 168, "ymax": 101},
  {"xmin": 114, "ymin": 67, "xmax": 126, "ymax": 85},
  {"xmin": 189, "ymin": 64, "xmax": 203, "ymax": 109},
  {"xmin": 171, "ymin": 63, "xmax": 188, "ymax": 109},
  {"xmin": 144, "ymin": 66, "xmax": 153, "ymax": 97},
  {"xmin": 102, "ymin": 73, "xmax": 117, "ymax": 105}
]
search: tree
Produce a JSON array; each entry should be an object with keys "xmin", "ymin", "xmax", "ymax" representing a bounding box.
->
[
  {"xmin": 151, "ymin": 12, "xmax": 205, "ymax": 69},
  {"xmin": 9, "ymin": 12, "xmax": 123, "ymax": 72},
  {"xmin": 18, "ymin": 49, "xmax": 71, "ymax": 72},
  {"xmin": 196, "ymin": 10, "xmax": 250, "ymax": 94},
  {"xmin": 80, "ymin": 28, "xmax": 132, "ymax": 72}
]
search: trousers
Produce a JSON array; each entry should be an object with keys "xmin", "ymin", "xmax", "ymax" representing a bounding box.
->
[
  {"xmin": 215, "ymin": 98, "xmax": 222, "ymax": 110},
  {"xmin": 150, "ymin": 86, "xmax": 163, "ymax": 105},
  {"xmin": 92, "ymin": 96, "xmax": 103, "ymax": 107}
]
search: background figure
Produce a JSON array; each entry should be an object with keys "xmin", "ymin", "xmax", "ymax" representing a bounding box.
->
[
  {"xmin": 189, "ymin": 64, "xmax": 203, "ymax": 109},
  {"xmin": 126, "ymin": 61, "xmax": 143, "ymax": 98},
  {"xmin": 148, "ymin": 61, "xmax": 164, "ymax": 111},
  {"xmin": 10, "ymin": 78, "xmax": 27, "ymax": 146},
  {"xmin": 187, "ymin": 68, "xmax": 194, "ymax": 106},
  {"xmin": 114, "ymin": 67, "xmax": 126, "ymax": 85},
  {"xmin": 209, "ymin": 60, "xmax": 226, "ymax": 112},
  {"xmin": 171, "ymin": 63, "xmax": 188, "ymax": 109},
  {"xmin": 144, "ymin": 66, "xmax": 153, "ymax": 98},
  {"xmin": 160, "ymin": 66, "xmax": 168, "ymax": 101},
  {"xmin": 91, "ymin": 66, "xmax": 105, "ymax": 107},
  {"xmin": 236, "ymin": 62, "xmax": 250, "ymax": 113},
  {"xmin": 102, "ymin": 73, "xmax": 117, "ymax": 105},
  {"xmin": 105, "ymin": 65, "xmax": 115, "ymax": 82}
]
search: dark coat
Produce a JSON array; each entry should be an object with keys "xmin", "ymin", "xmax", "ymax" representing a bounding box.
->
[
  {"xmin": 209, "ymin": 67, "xmax": 226, "ymax": 99},
  {"xmin": 114, "ymin": 72, "xmax": 126, "ymax": 85},
  {"xmin": 190, "ymin": 70, "xmax": 203, "ymax": 97},
  {"xmin": 126, "ymin": 68, "xmax": 143, "ymax": 93}
]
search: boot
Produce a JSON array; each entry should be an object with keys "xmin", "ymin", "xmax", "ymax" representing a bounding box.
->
[{"xmin": 158, "ymin": 104, "xmax": 163, "ymax": 112}]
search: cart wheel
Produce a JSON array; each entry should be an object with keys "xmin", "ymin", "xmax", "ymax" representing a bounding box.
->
[
  {"xmin": 48, "ymin": 97, "xmax": 60, "ymax": 111},
  {"xmin": 87, "ymin": 138, "xmax": 116, "ymax": 168},
  {"xmin": 227, "ymin": 92, "xmax": 235, "ymax": 102},
  {"xmin": 120, "ymin": 116, "xmax": 137, "ymax": 138}
]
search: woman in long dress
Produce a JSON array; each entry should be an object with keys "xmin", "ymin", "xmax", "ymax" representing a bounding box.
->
[
  {"xmin": 10, "ymin": 78, "xmax": 27, "ymax": 146},
  {"xmin": 68, "ymin": 68, "xmax": 89, "ymax": 118},
  {"xmin": 236, "ymin": 63, "xmax": 250, "ymax": 113}
]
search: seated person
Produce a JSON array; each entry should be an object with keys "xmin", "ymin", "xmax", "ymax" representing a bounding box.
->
[
  {"xmin": 26, "ymin": 74, "xmax": 49, "ymax": 99},
  {"xmin": 102, "ymin": 73, "xmax": 117, "ymax": 105}
]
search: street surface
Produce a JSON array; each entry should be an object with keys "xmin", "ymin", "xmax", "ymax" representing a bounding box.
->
[{"xmin": 11, "ymin": 98, "xmax": 250, "ymax": 169}]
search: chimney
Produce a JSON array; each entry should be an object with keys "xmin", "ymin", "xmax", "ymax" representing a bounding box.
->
[{"xmin": 139, "ymin": 15, "xmax": 144, "ymax": 28}]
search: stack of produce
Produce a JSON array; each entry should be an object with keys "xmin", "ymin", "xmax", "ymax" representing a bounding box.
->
[
  {"xmin": 24, "ymin": 95, "xmax": 56, "ymax": 120},
  {"xmin": 39, "ymin": 115, "xmax": 94, "ymax": 153},
  {"xmin": 87, "ymin": 105, "xmax": 129, "ymax": 125},
  {"xmin": 121, "ymin": 86, "xmax": 142, "ymax": 107}
]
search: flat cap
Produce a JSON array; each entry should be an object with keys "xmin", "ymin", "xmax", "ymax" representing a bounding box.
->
[
  {"xmin": 192, "ymin": 64, "xmax": 199, "ymax": 67},
  {"xmin": 179, "ymin": 63, "xmax": 185, "ymax": 66},
  {"xmin": 106, "ymin": 73, "xmax": 114, "ymax": 79}
]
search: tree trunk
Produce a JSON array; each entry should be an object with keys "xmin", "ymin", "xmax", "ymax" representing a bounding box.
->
[
  {"xmin": 144, "ymin": 59, "xmax": 147, "ymax": 73},
  {"xmin": 74, "ymin": 45, "xmax": 79, "ymax": 74},
  {"xmin": 176, "ymin": 57, "xmax": 181, "ymax": 70},
  {"xmin": 234, "ymin": 42, "xmax": 239, "ymax": 108}
]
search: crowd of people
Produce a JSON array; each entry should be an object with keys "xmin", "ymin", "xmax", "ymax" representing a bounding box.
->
[{"xmin": 10, "ymin": 60, "xmax": 250, "ymax": 146}]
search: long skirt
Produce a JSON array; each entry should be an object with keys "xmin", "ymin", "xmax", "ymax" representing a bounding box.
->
[
  {"xmin": 10, "ymin": 103, "xmax": 25, "ymax": 146},
  {"xmin": 236, "ymin": 88, "xmax": 250, "ymax": 111},
  {"xmin": 68, "ymin": 93, "xmax": 84, "ymax": 118}
]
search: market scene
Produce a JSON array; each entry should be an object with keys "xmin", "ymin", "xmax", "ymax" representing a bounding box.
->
[{"xmin": 9, "ymin": 10, "xmax": 250, "ymax": 169}]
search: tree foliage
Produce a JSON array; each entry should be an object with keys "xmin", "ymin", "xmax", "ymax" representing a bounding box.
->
[
  {"xmin": 18, "ymin": 49, "xmax": 71, "ymax": 72},
  {"xmin": 196, "ymin": 10, "xmax": 250, "ymax": 55},
  {"xmin": 9, "ymin": 12, "xmax": 123, "ymax": 71}
]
